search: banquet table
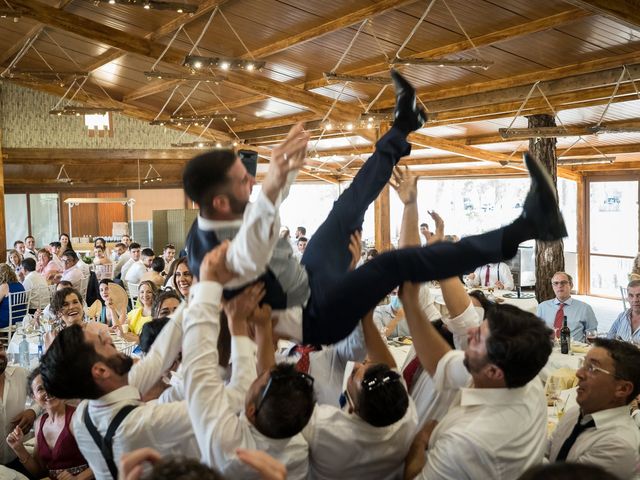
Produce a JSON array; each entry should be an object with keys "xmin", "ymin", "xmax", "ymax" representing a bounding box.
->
[{"xmin": 430, "ymin": 287, "xmax": 538, "ymax": 317}]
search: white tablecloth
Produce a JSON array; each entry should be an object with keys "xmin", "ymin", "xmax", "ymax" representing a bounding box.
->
[{"xmin": 431, "ymin": 288, "xmax": 538, "ymax": 317}]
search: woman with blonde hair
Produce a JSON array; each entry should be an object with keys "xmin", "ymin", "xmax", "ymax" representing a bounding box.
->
[
  {"xmin": 6, "ymin": 249, "xmax": 22, "ymax": 273},
  {"xmin": 121, "ymin": 280, "xmax": 158, "ymax": 343},
  {"xmin": 0, "ymin": 263, "xmax": 26, "ymax": 328}
]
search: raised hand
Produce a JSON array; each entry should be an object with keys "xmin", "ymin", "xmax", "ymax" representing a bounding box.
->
[
  {"xmin": 223, "ymin": 283, "xmax": 265, "ymax": 325},
  {"xmin": 119, "ymin": 447, "xmax": 162, "ymax": 480},
  {"xmin": 6, "ymin": 425, "xmax": 24, "ymax": 449},
  {"xmin": 389, "ymin": 165, "xmax": 418, "ymax": 205},
  {"xmin": 262, "ymin": 122, "xmax": 311, "ymax": 203},
  {"xmin": 249, "ymin": 303, "xmax": 273, "ymax": 329},
  {"xmin": 200, "ymin": 241, "xmax": 235, "ymax": 284},
  {"xmin": 427, "ymin": 210, "xmax": 444, "ymax": 244},
  {"xmin": 348, "ymin": 230, "xmax": 362, "ymax": 271}
]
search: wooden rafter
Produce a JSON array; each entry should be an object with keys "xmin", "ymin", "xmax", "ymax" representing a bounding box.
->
[
  {"xmin": 0, "ymin": 24, "xmax": 44, "ymax": 66},
  {"xmin": 123, "ymin": 79, "xmax": 184, "ymax": 103},
  {"xmin": 201, "ymin": 8, "xmax": 590, "ymax": 114}
]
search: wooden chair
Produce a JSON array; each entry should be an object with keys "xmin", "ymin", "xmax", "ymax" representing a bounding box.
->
[{"xmin": 0, "ymin": 290, "xmax": 30, "ymax": 347}]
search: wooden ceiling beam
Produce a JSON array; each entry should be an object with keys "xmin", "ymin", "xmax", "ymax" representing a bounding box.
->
[
  {"xmin": 200, "ymin": 8, "xmax": 590, "ymax": 113},
  {"xmin": 563, "ymin": 0, "xmax": 640, "ymax": 30},
  {"xmin": 565, "ymin": 160, "xmax": 640, "ymax": 172},
  {"xmin": 123, "ymin": 79, "xmax": 184, "ymax": 103},
  {"xmin": 0, "ymin": 24, "xmax": 45, "ymax": 66},
  {"xmin": 81, "ymin": 48, "xmax": 127, "ymax": 73}
]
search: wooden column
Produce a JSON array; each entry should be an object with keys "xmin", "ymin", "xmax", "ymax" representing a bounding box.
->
[
  {"xmin": 527, "ymin": 114, "xmax": 565, "ymax": 302},
  {"xmin": 576, "ymin": 175, "xmax": 588, "ymax": 294},
  {"xmin": 0, "ymin": 131, "xmax": 6, "ymax": 257},
  {"xmin": 375, "ymin": 184, "xmax": 391, "ymax": 251}
]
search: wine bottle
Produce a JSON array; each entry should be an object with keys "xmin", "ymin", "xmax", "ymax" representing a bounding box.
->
[{"xmin": 560, "ymin": 316, "xmax": 570, "ymax": 354}]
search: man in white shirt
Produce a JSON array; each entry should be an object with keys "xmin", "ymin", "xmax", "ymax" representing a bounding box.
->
[
  {"xmin": 13, "ymin": 240, "xmax": 26, "ymax": 258},
  {"xmin": 24, "ymin": 236, "xmax": 37, "ymax": 260},
  {"xmin": 111, "ymin": 243, "xmax": 129, "ymax": 278},
  {"xmin": 547, "ymin": 338, "xmax": 640, "ymax": 479},
  {"xmin": 125, "ymin": 248, "xmax": 154, "ymax": 285},
  {"xmin": 20, "ymin": 258, "xmax": 49, "ymax": 311},
  {"xmin": 120, "ymin": 243, "xmax": 141, "ymax": 281},
  {"xmin": 60, "ymin": 250, "xmax": 84, "ymax": 290},
  {"xmin": 465, "ymin": 262, "xmax": 514, "ymax": 290},
  {"xmin": 161, "ymin": 243, "xmax": 176, "ymax": 275},
  {"xmin": 39, "ymin": 308, "xmax": 197, "ymax": 480},
  {"xmin": 182, "ymin": 247, "xmax": 312, "ymax": 479},
  {"xmin": 402, "ymin": 280, "xmax": 553, "ymax": 480}
]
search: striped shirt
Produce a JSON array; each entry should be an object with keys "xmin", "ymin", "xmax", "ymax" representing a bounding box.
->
[{"xmin": 607, "ymin": 309, "xmax": 640, "ymax": 342}]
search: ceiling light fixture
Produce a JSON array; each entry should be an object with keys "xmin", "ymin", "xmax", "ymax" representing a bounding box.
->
[
  {"xmin": 323, "ymin": 72, "xmax": 391, "ymax": 85},
  {"xmin": 150, "ymin": 113, "xmax": 237, "ymax": 126},
  {"xmin": 557, "ymin": 157, "xmax": 616, "ymax": 165},
  {"xmin": 390, "ymin": 57, "xmax": 493, "ymax": 70},
  {"xmin": 171, "ymin": 141, "xmax": 239, "ymax": 149},
  {"xmin": 143, "ymin": 71, "xmax": 225, "ymax": 83},
  {"xmin": 55, "ymin": 165, "xmax": 74, "ymax": 185},
  {"xmin": 142, "ymin": 164, "xmax": 163, "ymax": 184},
  {"xmin": 184, "ymin": 55, "xmax": 266, "ymax": 72},
  {"xmin": 49, "ymin": 106, "xmax": 122, "ymax": 116},
  {"xmin": 101, "ymin": 0, "xmax": 197, "ymax": 13}
]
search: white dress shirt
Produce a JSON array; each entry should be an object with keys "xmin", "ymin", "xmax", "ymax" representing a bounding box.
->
[
  {"xmin": 76, "ymin": 260, "xmax": 90, "ymax": 278},
  {"xmin": 182, "ymin": 282, "xmax": 309, "ymax": 480},
  {"xmin": 120, "ymin": 258, "xmax": 135, "ymax": 281},
  {"xmin": 277, "ymin": 322, "xmax": 366, "ymax": 407},
  {"xmin": 548, "ymin": 405, "xmax": 640, "ymax": 479},
  {"xmin": 22, "ymin": 271, "xmax": 49, "ymax": 310},
  {"xmin": 124, "ymin": 261, "xmax": 147, "ymax": 285},
  {"xmin": 113, "ymin": 252, "xmax": 130, "ymax": 278},
  {"xmin": 0, "ymin": 366, "xmax": 32, "ymax": 464},
  {"xmin": 72, "ymin": 387, "xmax": 199, "ymax": 480},
  {"xmin": 60, "ymin": 265, "xmax": 84, "ymax": 290},
  {"xmin": 303, "ymin": 398, "xmax": 417, "ymax": 480},
  {"xmin": 417, "ymin": 350, "xmax": 547, "ymax": 480},
  {"xmin": 466, "ymin": 263, "xmax": 514, "ymax": 290}
]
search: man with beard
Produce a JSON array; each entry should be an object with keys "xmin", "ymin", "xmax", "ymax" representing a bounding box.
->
[
  {"xmin": 0, "ymin": 343, "xmax": 41, "ymax": 472},
  {"xmin": 39, "ymin": 312, "xmax": 201, "ymax": 480}
]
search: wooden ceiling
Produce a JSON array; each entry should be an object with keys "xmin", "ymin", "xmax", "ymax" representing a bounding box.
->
[{"xmin": 1, "ymin": 0, "xmax": 640, "ymax": 189}]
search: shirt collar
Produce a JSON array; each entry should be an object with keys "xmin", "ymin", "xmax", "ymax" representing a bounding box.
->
[
  {"xmin": 91, "ymin": 385, "xmax": 141, "ymax": 407},
  {"xmin": 585, "ymin": 405, "xmax": 632, "ymax": 429},
  {"xmin": 198, "ymin": 215, "xmax": 243, "ymax": 232},
  {"xmin": 4, "ymin": 366, "xmax": 16, "ymax": 378},
  {"xmin": 459, "ymin": 384, "xmax": 529, "ymax": 407},
  {"xmin": 554, "ymin": 297, "xmax": 573, "ymax": 306}
]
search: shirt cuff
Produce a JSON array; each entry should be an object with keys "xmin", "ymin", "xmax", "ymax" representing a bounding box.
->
[
  {"xmin": 231, "ymin": 335, "xmax": 257, "ymax": 360},
  {"xmin": 443, "ymin": 302, "xmax": 479, "ymax": 335},
  {"xmin": 256, "ymin": 189, "xmax": 280, "ymax": 213},
  {"xmin": 189, "ymin": 281, "xmax": 223, "ymax": 306}
]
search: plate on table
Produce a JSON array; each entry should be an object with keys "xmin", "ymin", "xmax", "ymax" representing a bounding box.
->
[{"xmin": 502, "ymin": 292, "xmax": 536, "ymax": 299}]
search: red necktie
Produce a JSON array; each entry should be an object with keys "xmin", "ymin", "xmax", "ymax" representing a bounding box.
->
[
  {"xmin": 554, "ymin": 303, "xmax": 565, "ymax": 337},
  {"xmin": 294, "ymin": 345, "xmax": 317, "ymax": 374},
  {"xmin": 484, "ymin": 265, "xmax": 491, "ymax": 286},
  {"xmin": 402, "ymin": 355, "xmax": 422, "ymax": 393}
]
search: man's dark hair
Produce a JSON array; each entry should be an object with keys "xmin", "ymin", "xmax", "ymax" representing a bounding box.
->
[
  {"xmin": 151, "ymin": 256, "xmax": 165, "ymax": 273},
  {"xmin": 62, "ymin": 249, "xmax": 78, "ymax": 261},
  {"xmin": 40, "ymin": 324, "xmax": 103, "ymax": 399},
  {"xmin": 593, "ymin": 337, "xmax": 640, "ymax": 403},
  {"xmin": 58, "ymin": 280, "xmax": 73, "ymax": 288},
  {"xmin": 254, "ymin": 363, "xmax": 315, "ymax": 439},
  {"xmin": 49, "ymin": 241, "xmax": 62, "ymax": 248},
  {"xmin": 141, "ymin": 248, "xmax": 155, "ymax": 258},
  {"xmin": 115, "ymin": 242, "xmax": 126, "ymax": 249},
  {"xmin": 183, "ymin": 149, "xmax": 237, "ymax": 216},
  {"xmin": 296, "ymin": 226, "xmax": 306, "ymax": 235},
  {"xmin": 142, "ymin": 457, "xmax": 223, "ymax": 480},
  {"xmin": 628, "ymin": 279, "xmax": 640, "ymax": 290},
  {"xmin": 153, "ymin": 290, "xmax": 181, "ymax": 317},
  {"xmin": 21, "ymin": 258, "xmax": 36, "ymax": 273},
  {"xmin": 13, "ymin": 240, "xmax": 24, "ymax": 248},
  {"xmin": 129, "ymin": 242, "xmax": 141, "ymax": 251},
  {"xmin": 419, "ymin": 223, "xmax": 428, "ymax": 228},
  {"xmin": 139, "ymin": 317, "xmax": 170, "ymax": 354},
  {"xmin": 50, "ymin": 287, "xmax": 84, "ymax": 317},
  {"xmin": 25, "ymin": 235, "xmax": 34, "ymax": 242},
  {"xmin": 517, "ymin": 462, "xmax": 619, "ymax": 480},
  {"xmin": 485, "ymin": 304, "xmax": 553, "ymax": 388},
  {"xmin": 164, "ymin": 244, "xmax": 176, "ymax": 251},
  {"xmin": 297, "ymin": 236, "xmax": 308, "ymax": 243},
  {"xmin": 468, "ymin": 289, "xmax": 495, "ymax": 314},
  {"xmin": 99, "ymin": 278, "xmax": 113, "ymax": 287},
  {"xmin": 357, "ymin": 363, "xmax": 408, "ymax": 427}
]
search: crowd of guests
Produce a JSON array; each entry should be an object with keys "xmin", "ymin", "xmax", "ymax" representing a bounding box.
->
[{"xmin": 1, "ymin": 70, "xmax": 639, "ymax": 480}]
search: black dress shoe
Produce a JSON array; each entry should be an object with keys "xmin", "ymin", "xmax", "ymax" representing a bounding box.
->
[
  {"xmin": 391, "ymin": 69, "xmax": 427, "ymax": 134},
  {"xmin": 521, "ymin": 152, "xmax": 568, "ymax": 241}
]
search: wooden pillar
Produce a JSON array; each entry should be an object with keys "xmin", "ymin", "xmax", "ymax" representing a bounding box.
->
[
  {"xmin": 375, "ymin": 184, "xmax": 391, "ymax": 251},
  {"xmin": 527, "ymin": 114, "xmax": 565, "ymax": 302},
  {"xmin": 576, "ymin": 175, "xmax": 588, "ymax": 294},
  {"xmin": 0, "ymin": 131, "xmax": 6, "ymax": 258}
]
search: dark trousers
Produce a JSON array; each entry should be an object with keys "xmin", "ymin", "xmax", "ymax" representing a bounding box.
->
[{"xmin": 301, "ymin": 127, "xmax": 506, "ymax": 345}]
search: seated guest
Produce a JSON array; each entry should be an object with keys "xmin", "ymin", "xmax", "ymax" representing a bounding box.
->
[
  {"xmin": 152, "ymin": 290, "xmax": 181, "ymax": 318},
  {"xmin": 6, "ymin": 249, "xmax": 22, "ymax": 274},
  {"xmin": 124, "ymin": 247, "xmax": 153, "ymax": 285},
  {"xmin": 161, "ymin": 244, "xmax": 176, "ymax": 276},
  {"xmin": 536, "ymin": 272, "xmax": 597, "ymax": 342},
  {"xmin": 122, "ymin": 281, "xmax": 157, "ymax": 342},
  {"xmin": 14, "ymin": 240, "xmax": 26, "ymax": 259},
  {"xmin": 465, "ymin": 261, "xmax": 514, "ymax": 290},
  {"xmin": 36, "ymin": 248, "xmax": 62, "ymax": 283},
  {"xmin": 21, "ymin": 258, "xmax": 49, "ymax": 312},
  {"xmin": 0, "ymin": 263, "xmax": 26, "ymax": 328},
  {"xmin": 181, "ymin": 252, "xmax": 311, "ymax": 479},
  {"xmin": 6, "ymin": 367, "xmax": 92, "ymax": 480},
  {"xmin": 36, "ymin": 281, "xmax": 73, "ymax": 325},
  {"xmin": 59, "ymin": 233, "xmax": 73, "ymax": 253},
  {"xmin": 120, "ymin": 242, "xmax": 141, "ymax": 281},
  {"xmin": 93, "ymin": 245, "xmax": 112, "ymax": 268},
  {"xmin": 46, "ymin": 288, "xmax": 109, "ymax": 344},
  {"xmin": 24, "ymin": 235, "xmax": 37, "ymax": 260},
  {"xmin": 141, "ymin": 257, "xmax": 165, "ymax": 289},
  {"xmin": 166, "ymin": 257, "xmax": 193, "ymax": 301},
  {"xmin": 112, "ymin": 242, "xmax": 128, "ymax": 278},
  {"xmin": 48, "ymin": 242, "xmax": 65, "ymax": 271},
  {"xmin": 547, "ymin": 338, "xmax": 640, "ymax": 479},
  {"xmin": 60, "ymin": 250, "xmax": 84, "ymax": 291},
  {"xmin": 403, "ymin": 282, "xmax": 553, "ymax": 479},
  {"xmin": 98, "ymin": 279, "xmax": 127, "ymax": 327},
  {"xmin": 608, "ymin": 280, "xmax": 640, "ymax": 342}
]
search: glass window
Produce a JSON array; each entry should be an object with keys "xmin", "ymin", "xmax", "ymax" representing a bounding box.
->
[
  {"xmin": 29, "ymin": 193, "xmax": 60, "ymax": 248},
  {"xmin": 589, "ymin": 181, "xmax": 638, "ymax": 257},
  {"xmin": 4, "ymin": 194, "xmax": 28, "ymax": 250},
  {"xmin": 590, "ymin": 255, "xmax": 634, "ymax": 297}
]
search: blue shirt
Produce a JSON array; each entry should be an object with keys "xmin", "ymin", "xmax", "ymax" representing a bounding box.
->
[
  {"xmin": 536, "ymin": 297, "xmax": 598, "ymax": 342},
  {"xmin": 608, "ymin": 310, "xmax": 640, "ymax": 342}
]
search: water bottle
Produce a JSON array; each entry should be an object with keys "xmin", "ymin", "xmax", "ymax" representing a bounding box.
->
[
  {"xmin": 37, "ymin": 333, "xmax": 44, "ymax": 359},
  {"xmin": 19, "ymin": 334, "xmax": 30, "ymax": 369}
]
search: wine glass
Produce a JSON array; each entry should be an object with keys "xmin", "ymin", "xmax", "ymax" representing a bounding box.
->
[{"xmin": 585, "ymin": 329, "xmax": 597, "ymax": 345}]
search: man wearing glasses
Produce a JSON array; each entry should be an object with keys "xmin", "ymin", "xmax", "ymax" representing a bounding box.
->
[
  {"xmin": 547, "ymin": 338, "xmax": 640, "ymax": 479},
  {"xmin": 536, "ymin": 272, "xmax": 597, "ymax": 342}
]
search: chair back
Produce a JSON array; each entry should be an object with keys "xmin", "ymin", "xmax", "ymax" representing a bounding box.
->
[
  {"xmin": 127, "ymin": 282, "xmax": 139, "ymax": 309},
  {"xmin": 95, "ymin": 263, "xmax": 114, "ymax": 281},
  {"xmin": 621, "ymin": 286, "xmax": 628, "ymax": 310},
  {"xmin": 79, "ymin": 276, "xmax": 89, "ymax": 301},
  {"xmin": 29, "ymin": 285, "xmax": 50, "ymax": 310},
  {"xmin": 3, "ymin": 290, "xmax": 30, "ymax": 345}
]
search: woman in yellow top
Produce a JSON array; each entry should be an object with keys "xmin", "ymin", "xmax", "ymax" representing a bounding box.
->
[{"xmin": 124, "ymin": 280, "xmax": 158, "ymax": 342}]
